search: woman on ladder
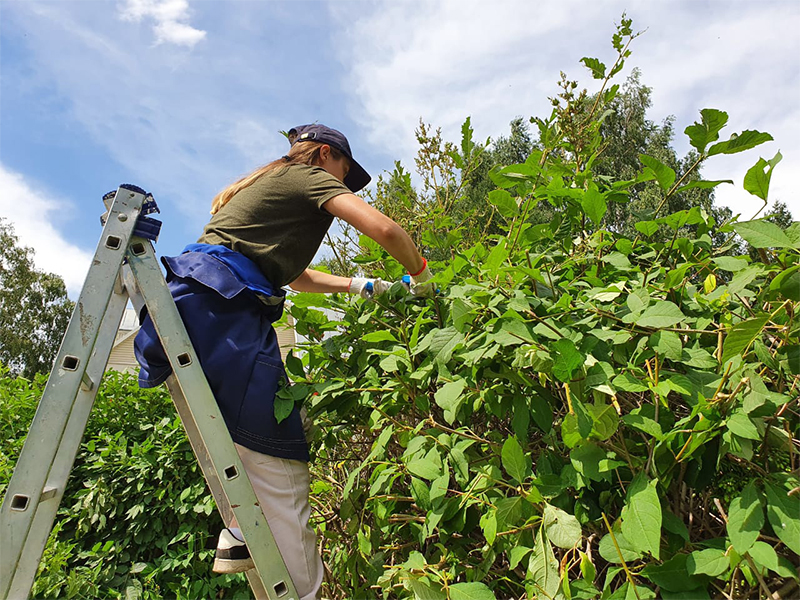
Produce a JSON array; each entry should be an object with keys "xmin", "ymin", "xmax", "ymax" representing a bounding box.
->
[{"xmin": 134, "ymin": 124, "xmax": 434, "ymax": 600}]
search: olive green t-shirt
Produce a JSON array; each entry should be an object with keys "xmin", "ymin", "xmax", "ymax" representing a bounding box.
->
[{"xmin": 198, "ymin": 165, "xmax": 351, "ymax": 287}]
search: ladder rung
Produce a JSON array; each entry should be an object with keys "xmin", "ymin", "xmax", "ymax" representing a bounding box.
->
[
  {"xmin": 80, "ymin": 372, "xmax": 95, "ymax": 391},
  {"xmin": 40, "ymin": 487, "xmax": 58, "ymax": 502}
]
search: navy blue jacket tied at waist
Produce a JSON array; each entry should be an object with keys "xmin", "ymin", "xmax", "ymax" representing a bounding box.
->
[{"xmin": 133, "ymin": 244, "xmax": 309, "ymax": 461}]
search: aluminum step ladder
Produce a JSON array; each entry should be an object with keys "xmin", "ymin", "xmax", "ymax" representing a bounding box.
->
[{"xmin": 0, "ymin": 184, "xmax": 298, "ymax": 600}]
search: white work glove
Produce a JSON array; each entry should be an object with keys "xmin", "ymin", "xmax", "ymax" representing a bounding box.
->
[
  {"xmin": 405, "ymin": 259, "xmax": 435, "ymax": 297},
  {"xmin": 348, "ymin": 277, "xmax": 392, "ymax": 299}
]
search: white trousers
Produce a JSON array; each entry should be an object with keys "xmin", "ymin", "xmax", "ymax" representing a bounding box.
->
[{"xmin": 233, "ymin": 442, "xmax": 323, "ymax": 600}]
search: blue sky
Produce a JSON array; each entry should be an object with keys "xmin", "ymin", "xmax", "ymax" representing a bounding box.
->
[{"xmin": 1, "ymin": 0, "xmax": 798, "ymax": 298}]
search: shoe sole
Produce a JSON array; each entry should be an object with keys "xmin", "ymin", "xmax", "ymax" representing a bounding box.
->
[{"xmin": 212, "ymin": 556, "xmax": 255, "ymax": 574}]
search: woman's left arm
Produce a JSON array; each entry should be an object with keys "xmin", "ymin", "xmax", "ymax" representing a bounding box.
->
[{"xmin": 288, "ymin": 269, "xmax": 351, "ymax": 293}]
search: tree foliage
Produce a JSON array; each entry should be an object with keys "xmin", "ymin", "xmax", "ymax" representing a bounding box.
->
[
  {"xmin": 285, "ymin": 17, "xmax": 799, "ymax": 599},
  {"xmin": 0, "ymin": 368, "xmax": 250, "ymax": 599},
  {"xmin": 0, "ymin": 219, "xmax": 74, "ymax": 377}
]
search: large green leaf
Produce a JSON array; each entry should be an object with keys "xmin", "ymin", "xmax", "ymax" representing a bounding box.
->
[
  {"xmin": 561, "ymin": 413, "xmax": 584, "ymax": 448},
  {"xmin": 488, "ymin": 189, "xmax": 518, "ymax": 219},
  {"xmin": 451, "ymin": 299, "xmax": 476, "ymax": 333},
  {"xmin": 603, "ymin": 252, "xmax": 633, "ymax": 269},
  {"xmin": 430, "ymin": 472, "xmax": 449, "ymax": 505},
  {"xmin": 434, "ymin": 379, "xmax": 468, "ymax": 425},
  {"xmin": 687, "ymin": 548, "xmax": 730, "ymax": 576},
  {"xmin": 407, "ymin": 450, "xmax": 443, "ymax": 482},
  {"xmin": 573, "ymin": 397, "xmax": 594, "ymax": 438},
  {"xmin": 598, "ymin": 525, "xmax": 642, "ymax": 563},
  {"xmin": 501, "ymin": 436, "xmax": 530, "ymax": 484},
  {"xmin": 511, "ymin": 395, "xmax": 531, "ymax": 439},
  {"xmin": 650, "ymin": 330, "xmax": 682, "ymax": 361},
  {"xmin": 543, "ymin": 503, "xmax": 582, "ymax": 549},
  {"xmin": 743, "ymin": 151, "xmax": 782, "ymax": 201},
  {"xmin": 726, "ymin": 411, "xmax": 761, "ymax": 441},
  {"xmin": 581, "ymin": 186, "xmax": 608, "ymax": 225},
  {"xmin": 570, "ymin": 443, "xmax": 608, "ymax": 482},
  {"xmin": 620, "ymin": 473, "xmax": 662, "ymax": 559},
  {"xmin": 721, "ymin": 315, "xmax": 769, "ymax": 365},
  {"xmin": 713, "ymin": 256, "xmax": 749, "ymax": 272},
  {"xmin": 764, "ymin": 482, "xmax": 800, "ymax": 554},
  {"xmin": 587, "ymin": 402, "xmax": 619, "ymax": 441},
  {"xmin": 748, "ymin": 541, "xmax": 780, "ymax": 575},
  {"xmin": 733, "ymin": 220, "xmax": 793, "ymax": 249},
  {"xmin": 552, "ymin": 338, "xmax": 585, "ymax": 382},
  {"xmin": 612, "ymin": 372, "xmax": 649, "ymax": 392},
  {"xmin": 662, "ymin": 511, "xmax": 689, "ymax": 541},
  {"xmin": 637, "ymin": 302, "xmax": 686, "ymax": 328},
  {"xmin": 727, "ymin": 481, "xmax": 764, "ymax": 554},
  {"xmin": 579, "ymin": 551, "xmax": 596, "ymax": 582},
  {"xmin": 772, "ymin": 266, "xmax": 800, "ymax": 301},
  {"xmin": 496, "ymin": 496, "xmax": 523, "ymax": 530},
  {"xmin": 449, "ymin": 582, "xmax": 496, "ymax": 600},
  {"xmin": 509, "ymin": 546, "xmax": 532, "ymax": 570},
  {"xmin": 580, "ymin": 56, "xmax": 606, "ymax": 79},
  {"xmin": 363, "ymin": 330, "xmax": 399, "ymax": 343},
  {"xmin": 674, "ymin": 179, "xmax": 733, "ymax": 194},
  {"xmin": 408, "ymin": 579, "xmax": 447, "ymax": 600},
  {"xmin": 431, "ymin": 327, "xmax": 465, "ymax": 364},
  {"xmin": 527, "ymin": 530, "xmax": 560, "ymax": 599},
  {"xmin": 622, "ymin": 413, "xmax": 664, "ymax": 441},
  {"xmin": 639, "ymin": 154, "xmax": 676, "ymax": 191},
  {"xmin": 480, "ymin": 509, "xmax": 497, "ymax": 546},
  {"xmin": 788, "ymin": 344, "xmax": 800, "ymax": 375},
  {"xmin": 659, "ymin": 207, "xmax": 705, "ymax": 231},
  {"xmin": 684, "ymin": 109, "xmax": 728, "ymax": 153},
  {"xmin": 707, "ymin": 130, "xmax": 773, "ymax": 156},
  {"xmin": 635, "ymin": 220, "xmax": 660, "ymax": 238},
  {"xmin": 273, "ymin": 394, "xmax": 295, "ymax": 424}
]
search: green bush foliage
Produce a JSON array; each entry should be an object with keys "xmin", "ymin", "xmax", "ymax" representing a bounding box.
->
[
  {"xmin": 284, "ymin": 18, "xmax": 800, "ymax": 600},
  {"xmin": 0, "ymin": 368, "xmax": 251, "ymax": 599}
]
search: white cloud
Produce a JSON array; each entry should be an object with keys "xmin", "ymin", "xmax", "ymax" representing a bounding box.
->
[
  {"xmin": 335, "ymin": 0, "xmax": 602, "ymax": 158},
  {"xmin": 119, "ymin": 0, "xmax": 206, "ymax": 47},
  {"xmin": 334, "ymin": 0, "xmax": 799, "ymax": 218},
  {"xmin": 0, "ymin": 165, "xmax": 93, "ymax": 298}
]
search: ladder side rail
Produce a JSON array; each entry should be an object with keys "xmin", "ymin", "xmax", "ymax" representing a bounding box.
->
[
  {"xmin": 6, "ymin": 285, "xmax": 129, "ymax": 599},
  {"xmin": 0, "ymin": 187, "xmax": 146, "ymax": 597},
  {"xmin": 163, "ymin": 378, "xmax": 270, "ymax": 600},
  {"xmin": 121, "ymin": 265, "xmax": 241, "ymax": 534},
  {"xmin": 124, "ymin": 236, "xmax": 269, "ymax": 600},
  {"xmin": 126, "ymin": 240, "xmax": 299, "ymax": 600}
]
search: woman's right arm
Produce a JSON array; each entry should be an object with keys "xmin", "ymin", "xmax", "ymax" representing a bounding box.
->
[{"xmin": 322, "ymin": 193, "xmax": 425, "ymax": 274}]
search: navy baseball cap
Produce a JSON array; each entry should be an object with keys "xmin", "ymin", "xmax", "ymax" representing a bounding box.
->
[{"xmin": 288, "ymin": 124, "xmax": 371, "ymax": 193}]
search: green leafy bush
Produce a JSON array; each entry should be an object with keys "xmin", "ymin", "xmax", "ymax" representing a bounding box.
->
[
  {"xmin": 0, "ymin": 368, "xmax": 251, "ymax": 599},
  {"xmin": 286, "ymin": 19, "xmax": 800, "ymax": 600}
]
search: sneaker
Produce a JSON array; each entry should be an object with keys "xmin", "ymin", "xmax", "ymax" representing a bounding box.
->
[{"xmin": 212, "ymin": 528, "xmax": 255, "ymax": 573}]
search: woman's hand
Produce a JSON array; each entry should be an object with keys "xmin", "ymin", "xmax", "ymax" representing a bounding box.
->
[
  {"xmin": 348, "ymin": 277, "xmax": 392, "ymax": 299},
  {"xmin": 407, "ymin": 259, "xmax": 435, "ymax": 297}
]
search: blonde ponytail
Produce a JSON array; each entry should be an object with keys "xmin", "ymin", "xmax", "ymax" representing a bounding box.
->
[{"xmin": 210, "ymin": 142, "xmax": 343, "ymax": 215}]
